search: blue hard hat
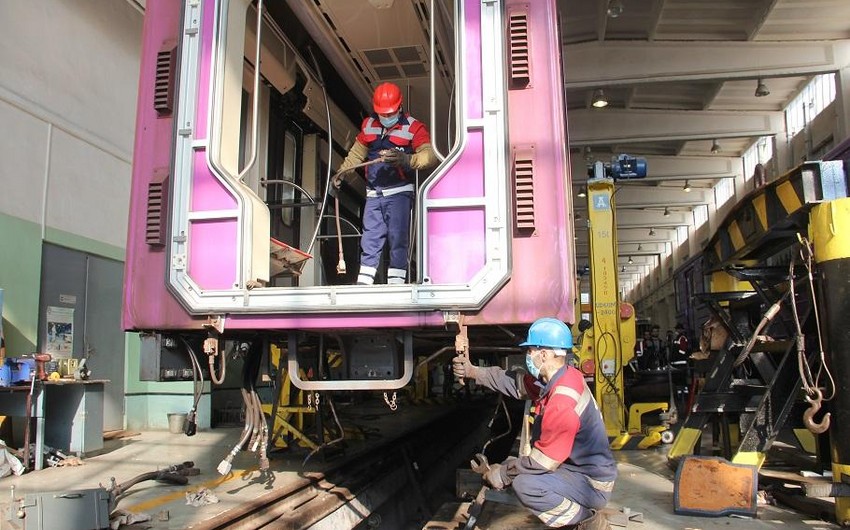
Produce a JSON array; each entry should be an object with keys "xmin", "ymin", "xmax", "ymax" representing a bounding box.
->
[{"xmin": 519, "ymin": 318, "xmax": 573, "ymax": 349}]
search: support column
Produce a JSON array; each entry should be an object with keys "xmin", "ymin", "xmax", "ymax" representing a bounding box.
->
[{"xmin": 834, "ymin": 64, "xmax": 850, "ymax": 143}]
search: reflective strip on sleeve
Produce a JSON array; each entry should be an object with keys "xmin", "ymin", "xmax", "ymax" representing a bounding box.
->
[{"xmin": 530, "ymin": 447, "xmax": 561, "ymax": 471}]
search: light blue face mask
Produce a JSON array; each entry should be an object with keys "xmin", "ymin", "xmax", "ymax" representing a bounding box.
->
[
  {"xmin": 379, "ymin": 113, "xmax": 399, "ymax": 128},
  {"xmin": 525, "ymin": 351, "xmax": 541, "ymax": 379}
]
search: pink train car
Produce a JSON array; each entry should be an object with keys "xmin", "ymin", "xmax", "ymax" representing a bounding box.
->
[{"xmin": 123, "ymin": 0, "xmax": 576, "ymax": 391}]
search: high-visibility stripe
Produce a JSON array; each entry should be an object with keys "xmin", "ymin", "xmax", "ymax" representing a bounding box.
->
[
  {"xmin": 776, "ymin": 181, "xmax": 802, "ymax": 214},
  {"xmin": 728, "ymin": 220, "xmax": 745, "ymax": 250},
  {"xmin": 587, "ymin": 476, "xmax": 615, "ymax": 492},
  {"xmin": 357, "ymin": 265, "xmax": 377, "ymax": 285},
  {"xmin": 753, "ymin": 194, "xmax": 767, "ymax": 230},
  {"xmin": 536, "ymin": 497, "xmax": 581, "ymax": 527},
  {"xmin": 530, "ymin": 447, "xmax": 561, "ymax": 470},
  {"xmin": 552, "ymin": 385, "xmax": 591, "ymax": 416},
  {"xmin": 363, "ymin": 117, "xmax": 416, "ymax": 140}
]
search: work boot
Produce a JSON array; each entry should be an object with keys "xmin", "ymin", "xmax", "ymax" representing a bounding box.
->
[{"xmin": 574, "ymin": 510, "xmax": 611, "ymax": 530}]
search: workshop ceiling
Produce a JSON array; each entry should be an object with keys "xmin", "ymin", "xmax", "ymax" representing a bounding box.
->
[{"xmin": 562, "ymin": 0, "xmax": 850, "ymax": 285}]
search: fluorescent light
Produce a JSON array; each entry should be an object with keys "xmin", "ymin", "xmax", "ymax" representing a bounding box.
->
[
  {"xmin": 607, "ymin": 0, "xmax": 624, "ymax": 18},
  {"xmin": 591, "ymin": 88, "xmax": 608, "ymax": 108}
]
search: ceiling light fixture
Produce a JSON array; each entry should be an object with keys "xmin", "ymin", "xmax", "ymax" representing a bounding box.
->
[
  {"xmin": 710, "ymin": 139, "xmax": 721, "ymax": 154},
  {"xmin": 621, "ymin": 266, "xmax": 626, "ymax": 273},
  {"xmin": 578, "ymin": 186, "xmax": 587, "ymax": 198},
  {"xmin": 663, "ymin": 207, "xmax": 670, "ymax": 217},
  {"xmin": 583, "ymin": 146, "xmax": 593, "ymax": 161},
  {"xmin": 591, "ymin": 88, "xmax": 609, "ymax": 108},
  {"xmin": 649, "ymin": 227, "xmax": 656, "ymax": 236},
  {"xmin": 637, "ymin": 244, "xmax": 642, "ymax": 251},
  {"xmin": 607, "ymin": 0, "xmax": 624, "ymax": 18},
  {"xmin": 754, "ymin": 78, "xmax": 770, "ymax": 98},
  {"xmin": 683, "ymin": 180, "xmax": 691, "ymax": 192},
  {"xmin": 628, "ymin": 256, "xmax": 634, "ymax": 264}
]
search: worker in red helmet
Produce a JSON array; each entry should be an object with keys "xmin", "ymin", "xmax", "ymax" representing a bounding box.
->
[
  {"xmin": 334, "ymin": 82, "xmax": 437, "ymax": 285},
  {"xmin": 453, "ymin": 318, "xmax": 616, "ymax": 530}
]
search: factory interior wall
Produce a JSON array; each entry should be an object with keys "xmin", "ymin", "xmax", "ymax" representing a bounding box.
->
[{"xmin": 0, "ymin": 0, "xmax": 209, "ymax": 432}]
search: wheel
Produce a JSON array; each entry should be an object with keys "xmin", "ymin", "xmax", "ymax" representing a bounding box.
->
[{"xmin": 661, "ymin": 430, "xmax": 675, "ymax": 444}]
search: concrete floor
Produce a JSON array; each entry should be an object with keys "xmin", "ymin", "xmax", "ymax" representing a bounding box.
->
[
  {"xmin": 1, "ymin": 400, "xmax": 455, "ymax": 530},
  {"xmin": 0, "ymin": 411, "xmax": 840, "ymax": 530}
]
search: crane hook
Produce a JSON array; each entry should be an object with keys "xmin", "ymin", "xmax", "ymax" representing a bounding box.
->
[{"xmin": 803, "ymin": 388, "xmax": 830, "ymax": 434}]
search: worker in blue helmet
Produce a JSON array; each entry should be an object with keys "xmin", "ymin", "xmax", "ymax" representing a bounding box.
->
[{"xmin": 453, "ymin": 318, "xmax": 616, "ymax": 529}]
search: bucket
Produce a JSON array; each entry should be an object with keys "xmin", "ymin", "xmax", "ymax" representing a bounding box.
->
[{"xmin": 167, "ymin": 412, "xmax": 188, "ymax": 434}]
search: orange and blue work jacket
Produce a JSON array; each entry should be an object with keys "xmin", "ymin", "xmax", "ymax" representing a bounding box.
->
[{"xmin": 356, "ymin": 113, "xmax": 430, "ymax": 192}]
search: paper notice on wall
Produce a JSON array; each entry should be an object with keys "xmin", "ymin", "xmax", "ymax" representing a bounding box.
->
[{"xmin": 46, "ymin": 306, "xmax": 74, "ymax": 357}]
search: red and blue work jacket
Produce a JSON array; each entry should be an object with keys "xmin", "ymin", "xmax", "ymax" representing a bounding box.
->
[{"xmin": 356, "ymin": 113, "xmax": 430, "ymax": 192}]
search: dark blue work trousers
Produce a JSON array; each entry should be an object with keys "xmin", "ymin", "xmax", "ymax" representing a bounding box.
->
[{"xmin": 359, "ymin": 191, "xmax": 413, "ymax": 284}]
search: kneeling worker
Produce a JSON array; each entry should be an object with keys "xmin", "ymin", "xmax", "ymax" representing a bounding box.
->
[{"xmin": 453, "ymin": 318, "xmax": 616, "ymax": 529}]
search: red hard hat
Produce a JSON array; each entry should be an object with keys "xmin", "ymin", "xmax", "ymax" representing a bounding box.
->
[{"xmin": 372, "ymin": 82, "xmax": 402, "ymax": 114}]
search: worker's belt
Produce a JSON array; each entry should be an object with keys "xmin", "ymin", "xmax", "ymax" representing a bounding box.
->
[{"xmin": 366, "ymin": 183, "xmax": 414, "ymax": 198}]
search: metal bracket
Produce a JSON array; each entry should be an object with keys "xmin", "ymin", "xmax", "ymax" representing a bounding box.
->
[
  {"xmin": 203, "ymin": 315, "xmax": 225, "ymax": 334},
  {"xmin": 607, "ymin": 507, "xmax": 643, "ymax": 527}
]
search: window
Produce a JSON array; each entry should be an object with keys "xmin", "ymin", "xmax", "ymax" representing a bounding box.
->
[
  {"xmin": 715, "ymin": 177, "xmax": 735, "ymax": 206},
  {"xmin": 742, "ymin": 137, "xmax": 773, "ymax": 181},
  {"xmin": 676, "ymin": 226, "xmax": 689, "ymax": 247},
  {"xmin": 785, "ymin": 73, "xmax": 836, "ymax": 138},
  {"xmin": 693, "ymin": 204, "xmax": 708, "ymax": 228}
]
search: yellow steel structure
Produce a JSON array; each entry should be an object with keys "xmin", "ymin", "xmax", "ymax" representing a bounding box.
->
[
  {"xmin": 261, "ymin": 344, "xmax": 318, "ymax": 450},
  {"xmin": 585, "ymin": 177, "xmax": 628, "ymax": 437}
]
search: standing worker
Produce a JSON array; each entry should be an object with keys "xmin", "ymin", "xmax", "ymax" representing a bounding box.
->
[
  {"xmin": 333, "ymin": 82, "xmax": 438, "ymax": 285},
  {"xmin": 453, "ymin": 318, "xmax": 616, "ymax": 529}
]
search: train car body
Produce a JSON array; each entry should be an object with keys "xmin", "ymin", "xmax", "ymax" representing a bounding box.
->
[{"xmin": 123, "ymin": 0, "xmax": 575, "ymax": 390}]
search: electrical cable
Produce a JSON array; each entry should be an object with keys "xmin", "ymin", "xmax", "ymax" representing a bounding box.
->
[{"xmin": 481, "ymin": 396, "xmax": 512, "ymax": 456}]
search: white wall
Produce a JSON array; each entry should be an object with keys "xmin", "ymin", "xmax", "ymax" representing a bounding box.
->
[{"xmin": 0, "ymin": 0, "xmax": 140, "ymax": 247}]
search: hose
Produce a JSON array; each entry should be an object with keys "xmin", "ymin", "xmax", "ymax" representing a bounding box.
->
[{"xmin": 208, "ymin": 348, "xmax": 226, "ymax": 385}]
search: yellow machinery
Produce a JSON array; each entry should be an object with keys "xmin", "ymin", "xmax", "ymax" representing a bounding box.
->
[
  {"xmin": 579, "ymin": 164, "xmax": 671, "ymax": 448},
  {"xmin": 582, "ymin": 174, "xmax": 630, "ymax": 438},
  {"xmin": 260, "ymin": 344, "xmax": 318, "ymax": 450}
]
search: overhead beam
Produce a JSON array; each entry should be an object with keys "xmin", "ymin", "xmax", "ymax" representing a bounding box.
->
[
  {"xmin": 569, "ymin": 108, "xmax": 783, "ymax": 145},
  {"xmin": 570, "ymin": 154, "xmax": 740, "ymax": 183},
  {"xmin": 563, "ymin": 40, "xmax": 850, "ymax": 89}
]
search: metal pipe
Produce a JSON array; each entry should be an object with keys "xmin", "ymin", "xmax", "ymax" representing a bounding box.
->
[
  {"xmin": 429, "ymin": 0, "xmax": 445, "ymax": 161},
  {"xmin": 306, "ymin": 46, "xmax": 334, "ymax": 255},
  {"xmin": 236, "ymin": 0, "xmax": 264, "ymax": 182}
]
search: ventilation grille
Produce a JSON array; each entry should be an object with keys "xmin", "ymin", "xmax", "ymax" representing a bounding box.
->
[
  {"xmin": 145, "ymin": 176, "xmax": 167, "ymax": 246},
  {"xmin": 514, "ymin": 152, "xmax": 536, "ymax": 232},
  {"xmin": 154, "ymin": 46, "xmax": 177, "ymax": 116},
  {"xmin": 508, "ymin": 10, "xmax": 530, "ymax": 89},
  {"xmin": 362, "ymin": 46, "xmax": 429, "ymax": 80}
]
